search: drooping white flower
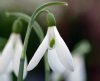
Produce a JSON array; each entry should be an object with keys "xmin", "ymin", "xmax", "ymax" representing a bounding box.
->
[
  {"xmin": 0, "ymin": 33, "xmax": 27, "ymax": 79},
  {"xmin": 27, "ymin": 26, "xmax": 74, "ymax": 73}
]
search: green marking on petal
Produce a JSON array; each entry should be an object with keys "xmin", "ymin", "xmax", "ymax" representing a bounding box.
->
[{"xmin": 49, "ymin": 38, "xmax": 55, "ymax": 48}]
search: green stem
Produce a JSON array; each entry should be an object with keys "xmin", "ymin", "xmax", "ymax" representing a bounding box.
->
[
  {"xmin": 16, "ymin": 10, "xmax": 49, "ymax": 81},
  {"xmin": 6, "ymin": 12, "xmax": 30, "ymax": 22},
  {"xmin": 17, "ymin": 59, "xmax": 24, "ymax": 81},
  {"xmin": 15, "ymin": 1, "xmax": 67, "ymax": 81},
  {"xmin": 44, "ymin": 52, "xmax": 50, "ymax": 81}
]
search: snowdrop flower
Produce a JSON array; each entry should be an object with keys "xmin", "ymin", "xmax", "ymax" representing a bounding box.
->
[
  {"xmin": 27, "ymin": 25, "xmax": 74, "ymax": 73},
  {"xmin": 27, "ymin": 13, "xmax": 74, "ymax": 73},
  {"xmin": 0, "ymin": 19, "xmax": 27, "ymax": 79}
]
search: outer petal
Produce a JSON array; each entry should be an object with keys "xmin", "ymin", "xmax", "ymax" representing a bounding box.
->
[
  {"xmin": 54, "ymin": 26, "xmax": 74, "ymax": 72},
  {"xmin": 27, "ymin": 33, "xmax": 48, "ymax": 71},
  {"xmin": 0, "ymin": 33, "xmax": 17, "ymax": 74},
  {"xmin": 48, "ymin": 49, "xmax": 66, "ymax": 73},
  {"xmin": 13, "ymin": 35, "xmax": 27, "ymax": 79}
]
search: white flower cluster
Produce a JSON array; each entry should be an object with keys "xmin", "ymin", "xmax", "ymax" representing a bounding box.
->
[{"xmin": 0, "ymin": 26, "xmax": 74, "ymax": 80}]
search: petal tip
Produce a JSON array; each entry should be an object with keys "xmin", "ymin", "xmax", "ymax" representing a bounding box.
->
[
  {"xmin": 27, "ymin": 65, "xmax": 32, "ymax": 71},
  {"xmin": 27, "ymin": 62, "xmax": 36, "ymax": 71}
]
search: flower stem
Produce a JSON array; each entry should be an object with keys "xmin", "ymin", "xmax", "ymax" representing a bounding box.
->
[
  {"xmin": 17, "ymin": 59, "xmax": 24, "ymax": 81},
  {"xmin": 12, "ymin": 1, "xmax": 67, "ymax": 81},
  {"xmin": 44, "ymin": 52, "xmax": 50, "ymax": 81}
]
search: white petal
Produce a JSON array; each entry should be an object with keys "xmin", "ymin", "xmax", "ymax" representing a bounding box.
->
[
  {"xmin": 13, "ymin": 35, "xmax": 27, "ymax": 79},
  {"xmin": 48, "ymin": 49, "xmax": 66, "ymax": 73},
  {"xmin": 54, "ymin": 26, "xmax": 74, "ymax": 72},
  {"xmin": 27, "ymin": 32, "xmax": 48, "ymax": 71},
  {"xmin": 0, "ymin": 33, "xmax": 17, "ymax": 74}
]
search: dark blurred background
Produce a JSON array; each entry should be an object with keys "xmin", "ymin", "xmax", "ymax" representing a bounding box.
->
[{"xmin": 0, "ymin": 0, "xmax": 100, "ymax": 81}]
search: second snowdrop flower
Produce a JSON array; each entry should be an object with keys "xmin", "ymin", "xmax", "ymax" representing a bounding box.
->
[
  {"xmin": 0, "ymin": 19, "xmax": 27, "ymax": 79},
  {"xmin": 27, "ymin": 13, "xmax": 74, "ymax": 73}
]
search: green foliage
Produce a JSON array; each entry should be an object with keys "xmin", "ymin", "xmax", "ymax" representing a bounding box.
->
[{"xmin": 0, "ymin": 37, "xmax": 7, "ymax": 51}]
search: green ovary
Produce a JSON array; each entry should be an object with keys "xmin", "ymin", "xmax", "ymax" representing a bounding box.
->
[{"xmin": 49, "ymin": 38, "xmax": 55, "ymax": 48}]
